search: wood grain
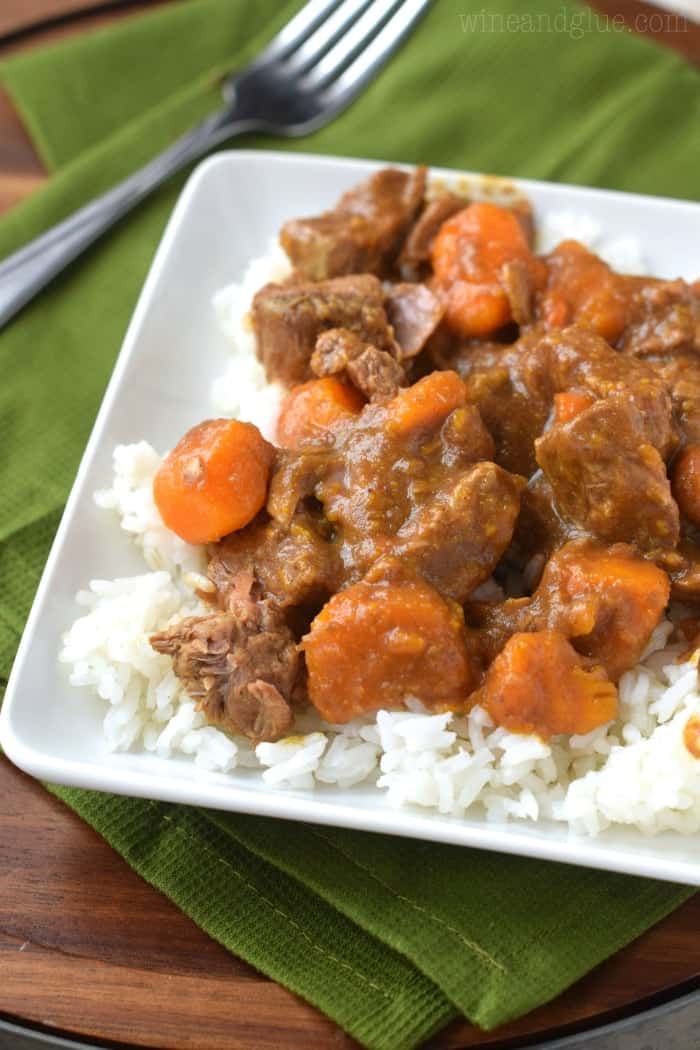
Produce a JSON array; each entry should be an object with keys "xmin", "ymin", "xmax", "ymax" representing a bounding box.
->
[
  {"xmin": 0, "ymin": 759, "xmax": 359, "ymax": 1050},
  {"xmin": 0, "ymin": 89, "xmax": 45, "ymax": 212},
  {"xmin": 0, "ymin": 0, "xmax": 163, "ymax": 40},
  {"xmin": 0, "ymin": 0, "xmax": 108, "ymax": 36},
  {"xmin": 1, "ymin": 757, "xmax": 699, "ymax": 1050},
  {"xmin": 0, "ymin": 2, "xmax": 168, "ymax": 210},
  {"xmin": 0, "ymin": 2, "xmax": 698, "ymax": 1048},
  {"xmin": 589, "ymin": 0, "xmax": 700, "ymax": 64}
]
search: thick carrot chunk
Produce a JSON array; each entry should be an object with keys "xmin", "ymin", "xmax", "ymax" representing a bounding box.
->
[
  {"xmin": 537, "ymin": 240, "xmax": 628, "ymax": 343},
  {"xmin": 302, "ymin": 574, "xmax": 476, "ymax": 723},
  {"xmin": 431, "ymin": 202, "xmax": 538, "ymax": 337},
  {"xmin": 533, "ymin": 542, "xmax": 670, "ymax": 681},
  {"xmin": 153, "ymin": 419, "xmax": 274, "ymax": 545},
  {"xmin": 483, "ymin": 630, "xmax": 618, "ymax": 739},
  {"xmin": 384, "ymin": 369, "xmax": 467, "ymax": 436},
  {"xmin": 276, "ymin": 377, "xmax": 364, "ymax": 449}
]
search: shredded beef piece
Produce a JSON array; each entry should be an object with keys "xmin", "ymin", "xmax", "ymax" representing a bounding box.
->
[
  {"xmin": 150, "ymin": 595, "xmax": 298, "ymax": 743},
  {"xmin": 346, "ymin": 347, "xmax": 405, "ymax": 401},
  {"xmin": 311, "ymin": 327, "xmax": 366, "ymax": 376},
  {"xmin": 312, "ymin": 327, "xmax": 406, "ymax": 401}
]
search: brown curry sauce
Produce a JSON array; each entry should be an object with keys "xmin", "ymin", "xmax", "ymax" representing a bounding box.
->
[{"xmin": 151, "ymin": 167, "xmax": 700, "ymax": 745}]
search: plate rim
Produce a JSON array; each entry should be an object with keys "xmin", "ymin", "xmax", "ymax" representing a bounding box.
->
[{"xmin": 2, "ymin": 148, "xmax": 700, "ymax": 887}]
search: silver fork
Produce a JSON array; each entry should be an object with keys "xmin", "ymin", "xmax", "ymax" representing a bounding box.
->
[{"xmin": 0, "ymin": 0, "xmax": 430, "ymax": 329}]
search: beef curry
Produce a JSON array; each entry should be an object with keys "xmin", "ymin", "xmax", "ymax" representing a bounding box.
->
[{"xmin": 150, "ymin": 166, "xmax": 700, "ymax": 746}]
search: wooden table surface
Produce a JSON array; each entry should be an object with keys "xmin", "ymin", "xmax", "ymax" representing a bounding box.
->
[{"xmin": 1, "ymin": 2, "xmax": 699, "ymax": 1048}]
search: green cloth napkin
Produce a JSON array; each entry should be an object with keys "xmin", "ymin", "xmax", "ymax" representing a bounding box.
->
[{"xmin": 1, "ymin": 2, "xmax": 699, "ymax": 1047}]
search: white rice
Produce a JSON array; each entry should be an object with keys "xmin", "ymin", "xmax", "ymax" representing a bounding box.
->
[
  {"xmin": 93, "ymin": 441, "xmax": 207, "ymax": 583},
  {"xmin": 59, "ymin": 191, "xmax": 700, "ymax": 836},
  {"xmin": 536, "ymin": 211, "xmax": 647, "ymax": 273},
  {"xmin": 209, "ymin": 239, "xmax": 290, "ymax": 441}
]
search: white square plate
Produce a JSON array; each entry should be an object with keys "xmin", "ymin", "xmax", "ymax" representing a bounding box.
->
[{"xmin": 3, "ymin": 150, "xmax": 700, "ymax": 885}]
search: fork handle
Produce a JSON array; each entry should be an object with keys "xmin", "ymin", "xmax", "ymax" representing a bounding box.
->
[{"xmin": 0, "ymin": 108, "xmax": 256, "ymax": 329}]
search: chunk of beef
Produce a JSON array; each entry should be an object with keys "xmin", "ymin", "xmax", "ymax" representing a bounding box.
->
[
  {"xmin": 150, "ymin": 596, "xmax": 297, "ymax": 743},
  {"xmin": 266, "ymin": 376, "xmax": 517, "ymax": 602},
  {"xmin": 280, "ymin": 166, "xmax": 426, "ymax": 280},
  {"xmin": 347, "ymin": 347, "xmax": 405, "ymax": 402},
  {"xmin": 311, "ymin": 327, "xmax": 406, "ymax": 402},
  {"xmin": 276, "ymin": 385, "xmax": 523, "ymax": 602},
  {"xmin": 536, "ymin": 240, "xmax": 700, "ymax": 356},
  {"xmin": 252, "ymin": 274, "xmax": 395, "ymax": 385},
  {"xmin": 239, "ymin": 681, "xmax": 295, "ymax": 741},
  {"xmin": 209, "ymin": 504, "xmax": 340, "ymax": 611},
  {"xmin": 535, "ymin": 394, "xmax": 679, "ymax": 551},
  {"xmin": 641, "ymin": 351, "xmax": 700, "ymax": 445},
  {"xmin": 543, "ymin": 326, "xmax": 676, "ymax": 457},
  {"xmin": 460, "ymin": 326, "xmax": 676, "ymax": 476},
  {"xmin": 311, "ymin": 327, "xmax": 364, "ymax": 376},
  {"xmin": 384, "ymin": 282, "xmax": 444, "ymax": 359},
  {"xmin": 440, "ymin": 404, "xmax": 495, "ymax": 466},
  {"xmin": 618, "ymin": 277, "xmax": 700, "ymax": 357},
  {"xmin": 458, "ymin": 339, "xmax": 553, "ymax": 477},
  {"xmin": 267, "ymin": 448, "xmax": 330, "ymax": 527},
  {"xmin": 397, "ymin": 191, "xmax": 464, "ymax": 280},
  {"xmin": 392, "ymin": 461, "xmax": 524, "ymax": 601}
]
